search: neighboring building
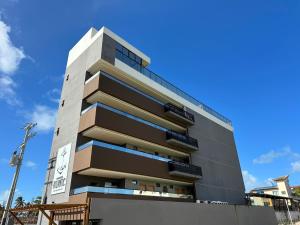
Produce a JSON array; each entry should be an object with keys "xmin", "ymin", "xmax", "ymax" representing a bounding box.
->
[
  {"xmin": 249, "ymin": 175, "xmax": 300, "ymax": 207},
  {"xmin": 248, "ymin": 176, "xmax": 300, "ymax": 224},
  {"xmin": 251, "ymin": 175, "xmax": 292, "ymax": 199},
  {"xmin": 40, "ymin": 27, "xmax": 246, "ymax": 225}
]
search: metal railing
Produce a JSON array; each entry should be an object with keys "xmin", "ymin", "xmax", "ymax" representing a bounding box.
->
[
  {"xmin": 168, "ymin": 161, "xmax": 202, "ymax": 177},
  {"xmin": 164, "ymin": 103, "xmax": 195, "ymax": 122},
  {"xmin": 166, "ymin": 130, "xmax": 198, "ymax": 148},
  {"xmin": 115, "ymin": 49, "xmax": 232, "ymax": 126}
]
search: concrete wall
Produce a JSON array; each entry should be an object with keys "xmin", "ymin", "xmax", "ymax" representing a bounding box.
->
[
  {"xmin": 90, "ymin": 198, "xmax": 277, "ymax": 225},
  {"xmin": 188, "ymin": 109, "xmax": 245, "ymax": 204}
]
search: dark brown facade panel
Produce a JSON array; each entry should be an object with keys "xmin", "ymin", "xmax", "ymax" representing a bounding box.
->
[
  {"xmin": 78, "ymin": 107, "xmax": 190, "ymax": 153},
  {"xmin": 73, "ymin": 145, "xmax": 194, "ymax": 183},
  {"xmin": 83, "ymin": 74, "xmax": 190, "ymax": 127}
]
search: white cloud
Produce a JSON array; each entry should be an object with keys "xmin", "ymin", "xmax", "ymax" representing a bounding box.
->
[
  {"xmin": 253, "ymin": 146, "xmax": 300, "ymax": 164},
  {"xmin": 0, "ymin": 20, "xmax": 25, "ymax": 74},
  {"xmin": 0, "ymin": 19, "xmax": 26, "ymax": 106},
  {"xmin": 242, "ymin": 170, "xmax": 258, "ymax": 192},
  {"xmin": 27, "ymin": 105, "xmax": 57, "ymax": 132},
  {"xmin": 0, "ymin": 75, "xmax": 21, "ymax": 105},
  {"xmin": 46, "ymin": 88, "xmax": 61, "ymax": 103},
  {"xmin": 291, "ymin": 161, "xmax": 300, "ymax": 173},
  {"xmin": 25, "ymin": 160, "xmax": 37, "ymax": 169}
]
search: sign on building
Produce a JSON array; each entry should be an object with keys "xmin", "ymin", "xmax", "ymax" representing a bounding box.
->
[{"xmin": 51, "ymin": 143, "xmax": 71, "ymax": 195}]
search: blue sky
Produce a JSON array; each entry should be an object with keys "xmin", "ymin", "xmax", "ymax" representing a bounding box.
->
[{"xmin": 0, "ymin": 0, "xmax": 299, "ymax": 203}]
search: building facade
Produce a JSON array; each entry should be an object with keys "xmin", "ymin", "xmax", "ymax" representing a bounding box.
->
[{"xmin": 41, "ymin": 27, "xmax": 246, "ymax": 224}]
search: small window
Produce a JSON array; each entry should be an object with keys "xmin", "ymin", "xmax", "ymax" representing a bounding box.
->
[
  {"xmin": 48, "ymin": 160, "xmax": 55, "ymax": 169},
  {"xmin": 56, "ymin": 128, "xmax": 60, "ymax": 136},
  {"xmin": 132, "ymin": 180, "xmax": 138, "ymax": 185},
  {"xmin": 155, "ymin": 152, "xmax": 159, "ymax": 156},
  {"xmin": 281, "ymin": 191, "xmax": 286, "ymax": 194},
  {"xmin": 66, "ymin": 74, "xmax": 69, "ymax": 81},
  {"xmin": 156, "ymin": 183, "xmax": 160, "ymax": 187},
  {"xmin": 170, "ymin": 185, "xmax": 174, "ymax": 189},
  {"xmin": 61, "ymin": 100, "xmax": 65, "ymax": 107}
]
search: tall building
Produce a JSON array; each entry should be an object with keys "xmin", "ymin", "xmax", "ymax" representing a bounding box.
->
[{"xmin": 41, "ymin": 27, "xmax": 246, "ymax": 224}]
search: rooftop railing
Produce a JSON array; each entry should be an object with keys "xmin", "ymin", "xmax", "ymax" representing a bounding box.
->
[{"xmin": 115, "ymin": 49, "xmax": 232, "ymax": 126}]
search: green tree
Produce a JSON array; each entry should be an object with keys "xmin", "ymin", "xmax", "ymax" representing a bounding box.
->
[
  {"xmin": 14, "ymin": 196, "xmax": 26, "ymax": 208},
  {"xmin": 294, "ymin": 187, "xmax": 300, "ymax": 197},
  {"xmin": 32, "ymin": 196, "xmax": 42, "ymax": 205}
]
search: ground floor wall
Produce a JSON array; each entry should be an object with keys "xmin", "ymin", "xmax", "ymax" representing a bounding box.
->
[{"xmin": 90, "ymin": 198, "xmax": 277, "ymax": 225}]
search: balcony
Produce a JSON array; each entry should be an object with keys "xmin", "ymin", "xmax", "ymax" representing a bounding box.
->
[
  {"xmin": 74, "ymin": 140, "xmax": 195, "ymax": 184},
  {"xmin": 164, "ymin": 103, "xmax": 194, "ymax": 126},
  {"xmin": 71, "ymin": 186, "xmax": 194, "ymax": 200},
  {"xmin": 168, "ymin": 161, "xmax": 202, "ymax": 179},
  {"xmin": 79, "ymin": 103, "xmax": 192, "ymax": 156},
  {"xmin": 166, "ymin": 131, "xmax": 198, "ymax": 151}
]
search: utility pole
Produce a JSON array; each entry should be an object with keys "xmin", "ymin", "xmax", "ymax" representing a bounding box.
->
[{"xmin": 0, "ymin": 123, "xmax": 37, "ymax": 225}]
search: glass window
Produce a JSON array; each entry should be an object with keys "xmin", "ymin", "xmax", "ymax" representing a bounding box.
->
[
  {"xmin": 116, "ymin": 42, "xmax": 122, "ymax": 52},
  {"xmin": 122, "ymin": 47, "xmax": 129, "ymax": 56},
  {"xmin": 135, "ymin": 56, "xmax": 142, "ymax": 65},
  {"xmin": 129, "ymin": 51, "xmax": 135, "ymax": 60},
  {"xmin": 156, "ymin": 183, "xmax": 160, "ymax": 187}
]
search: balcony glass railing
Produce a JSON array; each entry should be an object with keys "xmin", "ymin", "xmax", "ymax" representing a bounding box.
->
[
  {"xmin": 71, "ymin": 186, "xmax": 193, "ymax": 199},
  {"xmin": 164, "ymin": 103, "xmax": 195, "ymax": 123},
  {"xmin": 115, "ymin": 48, "xmax": 232, "ymax": 126},
  {"xmin": 166, "ymin": 131, "xmax": 198, "ymax": 149},
  {"xmin": 77, "ymin": 140, "xmax": 171, "ymax": 163},
  {"xmin": 168, "ymin": 161, "xmax": 202, "ymax": 178}
]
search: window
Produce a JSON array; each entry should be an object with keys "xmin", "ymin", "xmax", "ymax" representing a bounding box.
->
[
  {"xmin": 170, "ymin": 185, "xmax": 174, "ymax": 189},
  {"xmin": 273, "ymin": 191, "xmax": 279, "ymax": 196},
  {"xmin": 155, "ymin": 152, "xmax": 159, "ymax": 156},
  {"xmin": 281, "ymin": 191, "xmax": 286, "ymax": 195},
  {"xmin": 163, "ymin": 186, "xmax": 168, "ymax": 193},
  {"xmin": 48, "ymin": 159, "xmax": 56, "ymax": 170},
  {"xmin": 122, "ymin": 47, "xmax": 128, "ymax": 56},
  {"xmin": 156, "ymin": 183, "xmax": 160, "ymax": 188},
  {"xmin": 56, "ymin": 128, "xmax": 60, "ymax": 136},
  {"xmin": 61, "ymin": 100, "xmax": 65, "ymax": 107},
  {"xmin": 66, "ymin": 74, "xmax": 69, "ymax": 81},
  {"xmin": 132, "ymin": 180, "xmax": 138, "ymax": 185},
  {"xmin": 129, "ymin": 52, "xmax": 135, "ymax": 60}
]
